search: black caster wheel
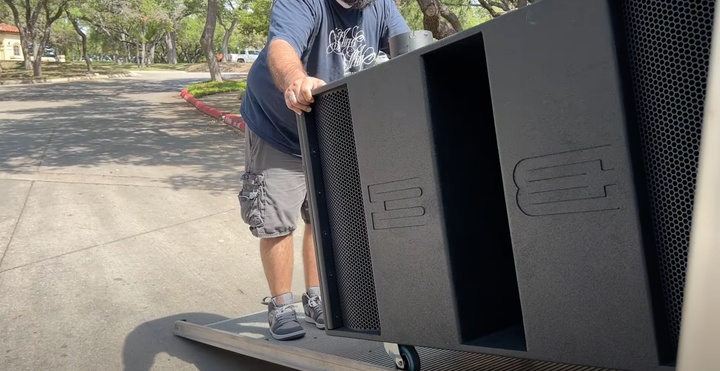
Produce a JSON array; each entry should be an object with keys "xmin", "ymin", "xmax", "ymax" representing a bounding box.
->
[{"xmin": 397, "ymin": 345, "xmax": 420, "ymax": 371}]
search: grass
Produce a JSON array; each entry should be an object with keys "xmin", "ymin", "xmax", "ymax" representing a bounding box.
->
[
  {"xmin": 186, "ymin": 80, "xmax": 247, "ymax": 99},
  {"xmin": 0, "ymin": 61, "xmax": 127, "ymax": 79},
  {"xmin": 0, "ymin": 61, "xmax": 251, "ymax": 80}
]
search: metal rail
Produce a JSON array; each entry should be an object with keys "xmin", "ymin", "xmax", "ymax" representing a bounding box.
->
[{"xmin": 173, "ymin": 309, "xmax": 616, "ymax": 371}]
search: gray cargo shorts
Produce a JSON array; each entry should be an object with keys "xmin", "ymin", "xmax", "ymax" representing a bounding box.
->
[{"xmin": 238, "ymin": 128, "xmax": 310, "ymax": 238}]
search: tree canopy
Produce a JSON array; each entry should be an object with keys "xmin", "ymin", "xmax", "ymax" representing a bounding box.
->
[{"xmin": 0, "ymin": 0, "xmax": 539, "ymax": 78}]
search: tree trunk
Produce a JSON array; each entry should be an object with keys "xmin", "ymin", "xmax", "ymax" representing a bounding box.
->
[
  {"xmin": 136, "ymin": 43, "xmax": 141, "ymax": 67},
  {"xmin": 34, "ymin": 22, "xmax": 56, "ymax": 77},
  {"xmin": 171, "ymin": 31, "xmax": 179, "ymax": 64},
  {"xmin": 111, "ymin": 38, "xmax": 119, "ymax": 64},
  {"xmin": 141, "ymin": 22, "xmax": 147, "ymax": 67},
  {"xmin": 32, "ymin": 1, "xmax": 67, "ymax": 77},
  {"xmin": 19, "ymin": 25, "xmax": 33, "ymax": 71},
  {"xmin": 68, "ymin": 13, "xmax": 93, "ymax": 74},
  {"xmin": 17, "ymin": 23, "xmax": 33, "ymax": 70},
  {"xmin": 32, "ymin": 40, "xmax": 42, "ymax": 77},
  {"xmin": 169, "ymin": 20, "xmax": 180, "ymax": 64},
  {"xmin": 3, "ymin": 0, "xmax": 37, "ymax": 70},
  {"xmin": 478, "ymin": 0, "xmax": 532, "ymax": 17},
  {"xmin": 122, "ymin": 34, "xmax": 130, "ymax": 62},
  {"xmin": 416, "ymin": 0, "xmax": 462, "ymax": 39},
  {"xmin": 165, "ymin": 32, "xmax": 175, "ymax": 64},
  {"xmin": 22, "ymin": 37, "xmax": 32, "ymax": 70},
  {"xmin": 477, "ymin": 0, "xmax": 502, "ymax": 17},
  {"xmin": 16, "ymin": 25, "xmax": 33, "ymax": 71},
  {"xmin": 148, "ymin": 43, "xmax": 156, "ymax": 65},
  {"xmin": 200, "ymin": 0, "xmax": 222, "ymax": 82},
  {"xmin": 222, "ymin": 18, "xmax": 238, "ymax": 61}
]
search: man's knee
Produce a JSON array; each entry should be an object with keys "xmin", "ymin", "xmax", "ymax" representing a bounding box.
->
[{"xmin": 259, "ymin": 233, "xmax": 294, "ymax": 249}]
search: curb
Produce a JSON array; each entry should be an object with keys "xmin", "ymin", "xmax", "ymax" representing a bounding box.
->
[
  {"xmin": 0, "ymin": 72, "xmax": 136, "ymax": 86},
  {"xmin": 181, "ymin": 88, "xmax": 246, "ymax": 132}
]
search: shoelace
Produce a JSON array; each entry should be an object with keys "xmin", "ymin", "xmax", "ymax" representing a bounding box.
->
[
  {"xmin": 261, "ymin": 297, "xmax": 299, "ymax": 327},
  {"xmin": 307, "ymin": 295, "xmax": 323, "ymax": 316}
]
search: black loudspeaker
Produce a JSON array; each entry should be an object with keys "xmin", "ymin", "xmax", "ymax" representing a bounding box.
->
[{"xmin": 297, "ymin": 0, "xmax": 716, "ymax": 370}]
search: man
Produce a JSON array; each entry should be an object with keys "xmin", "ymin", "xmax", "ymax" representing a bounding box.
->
[{"xmin": 238, "ymin": 0, "xmax": 409, "ymax": 340}]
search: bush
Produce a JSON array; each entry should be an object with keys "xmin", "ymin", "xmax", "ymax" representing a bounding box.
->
[{"xmin": 186, "ymin": 80, "xmax": 247, "ymax": 98}]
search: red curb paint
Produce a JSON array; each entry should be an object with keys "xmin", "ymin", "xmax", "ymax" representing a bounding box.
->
[
  {"xmin": 181, "ymin": 87, "xmax": 245, "ymax": 132},
  {"xmin": 224, "ymin": 114, "xmax": 246, "ymax": 131},
  {"xmin": 186, "ymin": 96, "xmax": 199, "ymax": 106}
]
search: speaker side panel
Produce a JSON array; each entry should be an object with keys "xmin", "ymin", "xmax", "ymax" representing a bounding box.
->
[{"xmin": 483, "ymin": 0, "xmax": 662, "ymax": 369}]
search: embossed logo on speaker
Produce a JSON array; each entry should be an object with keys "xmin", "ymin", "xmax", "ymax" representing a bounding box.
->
[
  {"xmin": 514, "ymin": 145, "xmax": 620, "ymax": 216},
  {"xmin": 368, "ymin": 178, "xmax": 427, "ymax": 230}
]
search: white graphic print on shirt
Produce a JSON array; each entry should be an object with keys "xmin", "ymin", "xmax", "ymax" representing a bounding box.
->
[{"xmin": 326, "ymin": 26, "xmax": 377, "ymax": 75}]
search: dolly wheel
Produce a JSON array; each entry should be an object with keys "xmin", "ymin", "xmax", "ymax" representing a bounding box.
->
[{"xmin": 397, "ymin": 345, "xmax": 420, "ymax": 371}]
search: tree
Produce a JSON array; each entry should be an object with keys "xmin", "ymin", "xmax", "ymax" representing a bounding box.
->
[
  {"xmin": 0, "ymin": 2, "xmax": 9, "ymax": 74},
  {"xmin": 49, "ymin": 18, "xmax": 79, "ymax": 59},
  {"xmin": 217, "ymin": 0, "xmax": 239, "ymax": 60},
  {"xmin": 3, "ymin": 0, "xmax": 37, "ymax": 71},
  {"xmin": 416, "ymin": 0, "xmax": 462, "ymax": 39},
  {"xmin": 396, "ymin": 0, "xmax": 479, "ymax": 40},
  {"xmin": 0, "ymin": 1, "xmax": 10, "ymax": 23},
  {"xmin": 66, "ymin": 8, "xmax": 92, "ymax": 73},
  {"xmin": 236, "ymin": 0, "xmax": 270, "ymax": 48},
  {"xmin": 200, "ymin": 0, "xmax": 222, "ymax": 81},
  {"xmin": 410, "ymin": 0, "xmax": 538, "ymax": 39},
  {"xmin": 156, "ymin": 0, "xmax": 202, "ymax": 64},
  {"xmin": 176, "ymin": 15, "xmax": 203, "ymax": 62},
  {"xmin": 476, "ymin": 0, "xmax": 536, "ymax": 17},
  {"xmin": 3, "ymin": 0, "xmax": 70, "ymax": 76}
]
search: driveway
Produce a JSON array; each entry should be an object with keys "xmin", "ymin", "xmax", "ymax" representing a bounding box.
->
[{"xmin": 0, "ymin": 72, "xmax": 305, "ymax": 371}]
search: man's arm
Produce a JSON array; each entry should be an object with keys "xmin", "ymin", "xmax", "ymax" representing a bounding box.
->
[
  {"xmin": 381, "ymin": 0, "xmax": 411, "ymax": 49},
  {"xmin": 264, "ymin": 0, "xmax": 326, "ymax": 115},
  {"xmin": 268, "ymin": 39, "xmax": 327, "ymax": 115},
  {"xmin": 268, "ymin": 39, "xmax": 308, "ymax": 92}
]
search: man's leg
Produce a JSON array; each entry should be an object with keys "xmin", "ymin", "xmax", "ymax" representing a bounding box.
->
[
  {"xmin": 239, "ymin": 128, "xmax": 307, "ymax": 340},
  {"xmin": 300, "ymin": 202, "xmax": 325, "ymax": 329},
  {"xmin": 302, "ymin": 223, "xmax": 319, "ymax": 290},
  {"xmin": 260, "ymin": 235, "xmax": 295, "ymax": 298}
]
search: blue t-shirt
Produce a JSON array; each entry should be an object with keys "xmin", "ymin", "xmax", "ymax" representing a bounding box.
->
[{"xmin": 240, "ymin": 0, "xmax": 410, "ymax": 156}]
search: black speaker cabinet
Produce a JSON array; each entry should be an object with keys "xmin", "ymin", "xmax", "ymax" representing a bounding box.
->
[{"xmin": 296, "ymin": 0, "xmax": 716, "ymax": 370}]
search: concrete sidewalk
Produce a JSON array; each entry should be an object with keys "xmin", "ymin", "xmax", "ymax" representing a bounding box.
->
[
  {"xmin": 198, "ymin": 92, "xmax": 243, "ymax": 116},
  {"xmin": 0, "ymin": 72, "xmax": 305, "ymax": 371}
]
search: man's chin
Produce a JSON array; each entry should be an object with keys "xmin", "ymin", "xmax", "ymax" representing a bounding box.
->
[{"xmin": 343, "ymin": 0, "xmax": 376, "ymax": 10}]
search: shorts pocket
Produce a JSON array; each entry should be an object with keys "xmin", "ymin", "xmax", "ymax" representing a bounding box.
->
[{"xmin": 238, "ymin": 172, "xmax": 265, "ymax": 228}]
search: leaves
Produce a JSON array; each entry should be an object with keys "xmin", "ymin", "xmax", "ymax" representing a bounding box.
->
[{"xmin": 6, "ymin": 0, "xmax": 538, "ymax": 69}]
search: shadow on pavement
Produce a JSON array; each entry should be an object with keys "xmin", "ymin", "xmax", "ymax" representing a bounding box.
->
[
  {"xmin": 0, "ymin": 77, "xmax": 198, "ymax": 103},
  {"xmin": 0, "ymin": 77, "xmax": 245, "ymax": 193},
  {"xmin": 123, "ymin": 312, "xmax": 293, "ymax": 371}
]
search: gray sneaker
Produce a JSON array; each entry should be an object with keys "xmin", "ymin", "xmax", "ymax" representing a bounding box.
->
[
  {"xmin": 263, "ymin": 293, "xmax": 306, "ymax": 340},
  {"xmin": 302, "ymin": 287, "xmax": 325, "ymax": 329}
]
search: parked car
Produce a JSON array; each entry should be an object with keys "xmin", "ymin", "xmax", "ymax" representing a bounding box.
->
[{"xmin": 226, "ymin": 49, "xmax": 261, "ymax": 63}]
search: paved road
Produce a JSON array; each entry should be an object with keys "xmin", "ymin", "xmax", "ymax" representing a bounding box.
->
[{"xmin": 0, "ymin": 72, "xmax": 307, "ymax": 371}]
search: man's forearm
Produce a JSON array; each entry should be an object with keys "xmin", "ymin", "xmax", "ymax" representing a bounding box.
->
[{"xmin": 268, "ymin": 39, "xmax": 308, "ymax": 92}]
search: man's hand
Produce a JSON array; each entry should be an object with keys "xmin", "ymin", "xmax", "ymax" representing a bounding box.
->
[{"xmin": 284, "ymin": 76, "xmax": 326, "ymax": 115}]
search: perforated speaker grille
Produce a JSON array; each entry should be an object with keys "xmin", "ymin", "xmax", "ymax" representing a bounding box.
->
[
  {"xmin": 314, "ymin": 87, "xmax": 381, "ymax": 332},
  {"xmin": 621, "ymin": 0, "xmax": 716, "ymax": 348}
]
